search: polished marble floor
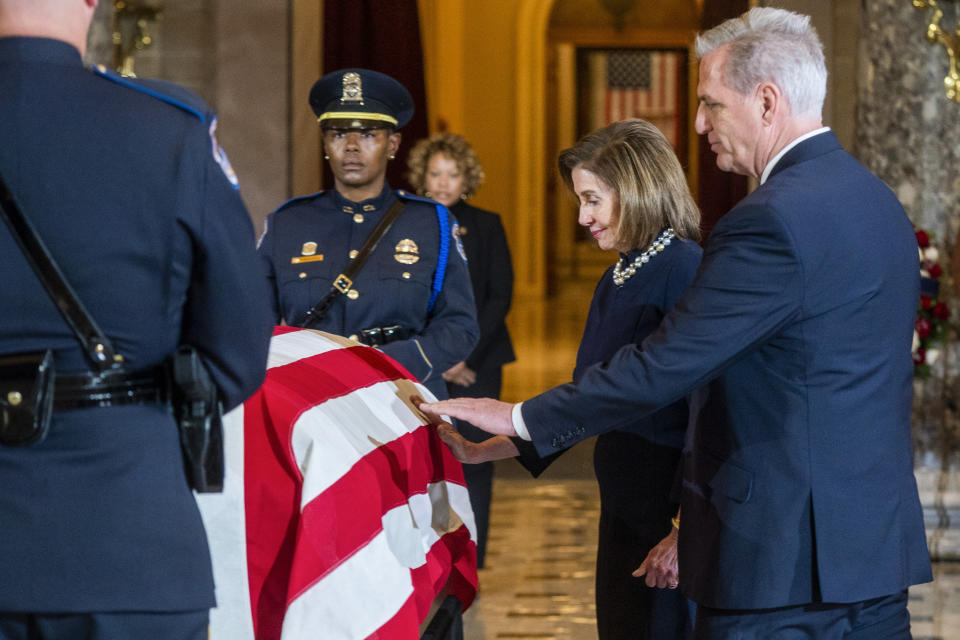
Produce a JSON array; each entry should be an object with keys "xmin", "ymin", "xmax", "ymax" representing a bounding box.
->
[
  {"xmin": 462, "ymin": 476, "xmax": 960, "ymax": 640},
  {"xmin": 459, "ymin": 281, "xmax": 960, "ymax": 639}
]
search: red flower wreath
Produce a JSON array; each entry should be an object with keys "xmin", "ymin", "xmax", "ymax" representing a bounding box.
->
[{"xmin": 913, "ymin": 228, "xmax": 950, "ymax": 378}]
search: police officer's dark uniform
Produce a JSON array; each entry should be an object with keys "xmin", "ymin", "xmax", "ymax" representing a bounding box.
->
[
  {"xmin": 258, "ymin": 69, "xmax": 478, "ymax": 400},
  {"xmin": 0, "ymin": 35, "xmax": 272, "ymax": 638}
]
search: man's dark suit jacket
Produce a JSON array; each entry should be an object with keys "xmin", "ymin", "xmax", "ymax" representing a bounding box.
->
[{"xmin": 522, "ymin": 132, "xmax": 932, "ymax": 610}]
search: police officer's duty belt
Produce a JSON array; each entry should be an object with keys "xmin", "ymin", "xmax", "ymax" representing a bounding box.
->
[
  {"xmin": 53, "ymin": 367, "xmax": 169, "ymax": 411},
  {"xmin": 298, "ymin": 199, "xmax": 406, "ymax": 328}
]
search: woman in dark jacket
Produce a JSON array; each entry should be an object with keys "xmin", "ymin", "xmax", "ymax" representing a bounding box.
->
[
  {"xmin": 436, "ymin": 120, "xmax": 701, "ymax": 639},
  {"xmin": 407, "ymin": 133, "xmax": 515, "ymax": 568}
]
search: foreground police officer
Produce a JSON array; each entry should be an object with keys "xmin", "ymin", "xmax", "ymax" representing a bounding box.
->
[
  {"xmin": 259, "ymin": 68, "xmax": 478, "ymax": 399},
  {"xmin": 0, "ymin": 1, "xmax": 273, "ymax": 638}
]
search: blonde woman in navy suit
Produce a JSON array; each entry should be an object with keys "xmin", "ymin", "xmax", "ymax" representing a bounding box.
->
[{"xmin": 430, "ymin": 121, "xmax": 702, "ymax": 639}]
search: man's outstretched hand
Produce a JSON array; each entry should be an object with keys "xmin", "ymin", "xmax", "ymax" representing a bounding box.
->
[{"xmin": 416, "ymin": 397, "xmax": 519, "ymax": 437}]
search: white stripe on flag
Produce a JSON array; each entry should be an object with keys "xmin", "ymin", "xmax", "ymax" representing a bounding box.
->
[
  {"xmin": 198, "ymin": 404, "xmax": 256, "ymax": 640},
  {"xmin": 281, "ymin": 527, "xmax": 415, "ymax": 640},
  {"xmin": 282, "ymin": 480, "xmax": 475, "ymax": 640},
  {"xmin": 292, "ymin": 380, "xmax": 435, "ymax": 507},
  {"xmin": 266, "ymin": 329, "xmax": 345, "ymax": 370}
]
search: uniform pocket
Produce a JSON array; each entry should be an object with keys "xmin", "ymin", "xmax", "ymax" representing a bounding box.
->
[{"xmin": 278, "ymin": 261, "xmax": 336, "ymax": 321}]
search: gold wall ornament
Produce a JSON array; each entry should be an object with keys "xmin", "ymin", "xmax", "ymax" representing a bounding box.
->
[
  {"xmin": 913, "ymin": 0, "xmax": 960, "ymax": 103},
  {"xmin": 111, "ymin": 1, "xmax": 162, "ymax": 77},
  {"xmin": 598, "ymin": 0, "xmax": 638, "ymax": 31}
]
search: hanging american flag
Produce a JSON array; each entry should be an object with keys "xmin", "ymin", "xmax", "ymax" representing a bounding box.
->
[
  {"xmin": 196, "ymin": 327, "xmax": 478, "ymax": 640},
  {"xmin": 587, "ymin": 49, "xmax": 683, "ymax": 148}
]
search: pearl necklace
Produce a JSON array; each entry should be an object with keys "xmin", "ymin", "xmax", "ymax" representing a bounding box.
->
[{"xmin": 612, "ymin": 228, "xmax": 675, "ymax": 286}]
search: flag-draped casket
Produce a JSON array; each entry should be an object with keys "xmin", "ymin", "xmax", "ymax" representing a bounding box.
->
[{"xmin": 196, "ymin": 327, "xmax": 478, "ymax": 639}]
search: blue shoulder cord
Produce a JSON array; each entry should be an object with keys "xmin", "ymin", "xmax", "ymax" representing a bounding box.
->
[{"xmin": 429, "ymin": 204, "xmax": 450, "ymax": 313}]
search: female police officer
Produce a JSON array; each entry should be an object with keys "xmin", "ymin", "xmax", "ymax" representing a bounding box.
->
[{"xmin": 258, "ymin": 69, "xmax": 478, "ymax": 400}]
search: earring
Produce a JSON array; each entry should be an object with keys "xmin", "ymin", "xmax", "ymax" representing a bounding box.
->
[
  {"xmin": 389, "ymin": 155, "xmax": 396, "ymax": 160},
  {"xmin": 459, "ymin": 193, "xmax": 468, "ymax": 201},
  {"xmin": 425, "ymin": 191, "xmax": 433, "ymax": 199},
  {"xmin": 324, "ymin": 154, "xmax": 329, "ymax": 160}
]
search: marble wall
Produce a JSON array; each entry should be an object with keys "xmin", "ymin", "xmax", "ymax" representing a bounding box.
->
[
  {"xmin": 858, "ymin": 0, "xmax": 960, "ymax": 557},
  {"xmin": 85, "ymin": 0, "xmax": 290, "ymax": 231},
  {"xmin": 858, "ymin": 0, "xmax": 960, "ymax": 448},
  {"xmin": 858, "ymin": 1, "xmax": 960, "ymax": 242}
]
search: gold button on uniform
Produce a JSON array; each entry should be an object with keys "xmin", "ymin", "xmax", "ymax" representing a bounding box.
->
[
  {"xmin": 353, "ymin": 213, "xmax": 364, "ymax": 224},
  {"xmin": 298, "ymin": 272, "xmax": 307, "ymax": 279},
  {"xmin": 349, "ymin": 249, "xmax": 359, "ymax": 259},
  {"xmin": 349, "ymin": 334, "xmax": 359, "ymax": 342},
  {"xmin": 347, "ymin": 289, "xmax": 359, "ymax": 300},
  {"xmin": 402, "ymin": 272, "xmax": 411, "ymax": 279}
]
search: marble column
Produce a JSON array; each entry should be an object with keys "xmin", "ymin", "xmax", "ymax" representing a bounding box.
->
[
  {"xmin": 84, "ymin": 1, "xmax": 290, "ymax": 232},
  {"xmin": 858, "ymin": 0, "xmax": 960, "ymax": 558}
]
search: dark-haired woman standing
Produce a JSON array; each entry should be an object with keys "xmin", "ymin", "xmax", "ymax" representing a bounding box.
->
[{"xmin": 407, "ymin": 133, "xmax": 515, "ymax": 569}]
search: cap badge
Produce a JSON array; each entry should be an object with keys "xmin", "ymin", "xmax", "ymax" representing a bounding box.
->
[
  {"xmin": 394, "ymin": 239, "xmax": 420, "ymax": 265},
  {"xmin": 341, "ymin": 72, "xmax": 364, "ymax": 104}
]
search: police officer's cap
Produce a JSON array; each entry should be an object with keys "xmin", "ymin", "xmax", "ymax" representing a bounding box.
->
[{"xmin": 310, "ymin": 68, "xmax": 414, "ymax": 131}]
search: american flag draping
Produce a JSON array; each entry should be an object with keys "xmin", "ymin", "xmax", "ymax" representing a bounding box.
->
[
  {"xmin": 196, "ymin": 327, "xmax": 478, "ymax": 640},
  {"xmin": 587, "ymin": 49, "xmax": 684, "ymax": 149}
]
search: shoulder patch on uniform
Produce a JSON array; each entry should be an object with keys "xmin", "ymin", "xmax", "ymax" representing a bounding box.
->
[
  {"xmin": 272, "ymin": 191, "xmax": 326, "ymax": 214},
  {"xmin": 451, "ymin": 222, "xmax": 467, "ymax": 262},
  {"xmin": 256, "ymin": 215, "xmax": 270, "ymax": 249},
  {"xmin": 91, "ymin": 65, "xmax": 207, "ymax": 122},
  {"xmin": 208, "ymin": 117, "xmax": 239, "ymax": 189}
]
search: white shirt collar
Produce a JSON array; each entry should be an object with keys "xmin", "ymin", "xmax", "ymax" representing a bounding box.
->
[{"xmin": 759, "ymin": 127, "xmax": 831, "ymax": 185}]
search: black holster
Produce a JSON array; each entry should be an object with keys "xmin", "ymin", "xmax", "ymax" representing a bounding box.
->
[{"xmin": 170, "ymin": 345, "xmax": 224, "ymax": 493}]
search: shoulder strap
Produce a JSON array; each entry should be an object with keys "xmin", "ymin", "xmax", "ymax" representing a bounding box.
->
[
  {"xmin": 298, "ymin": 199, "xmax": 406, "ymax": 328},
  {"xmin": 0, "ymin": 173, "xmax": 121, "ymax": 372}
]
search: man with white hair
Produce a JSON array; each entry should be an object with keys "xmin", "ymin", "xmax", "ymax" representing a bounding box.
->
[
  {"xmin": 421, "ymin": 7, "xmax": 932, "ymax": 638},
  {"xmin": 0, "ymin": 1, "xmax": 271, "ymax": 638}
]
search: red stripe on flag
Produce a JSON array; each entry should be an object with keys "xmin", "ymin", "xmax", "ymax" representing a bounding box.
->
[
  {"xmin": 272, "ymin": 325, "xmax": 302, "ymax": 336},
  {"xmin": 286, "ymin": 425, "xmax": 472, "ymax": 602},
  {"xmin": 366, "ymin": 593, "xmax": 421, "ymax": 640},
  {"xmin": 413, "ymin": 527, "xmax": 478, "ymax": 612},
  {"xmin": 243, "ymin": 388, "xmax": 300, "ymax": 640},
  {"xmin": 365, "ymin": 527, "xmax": 476, "ymax": 640},
  {"xmin": 267, "ymin": 346, "xmax": 415, "ymax": 415},
  {"xmin": 244, "ymin": 340, "xmax": 420, "ymax": 639}
]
